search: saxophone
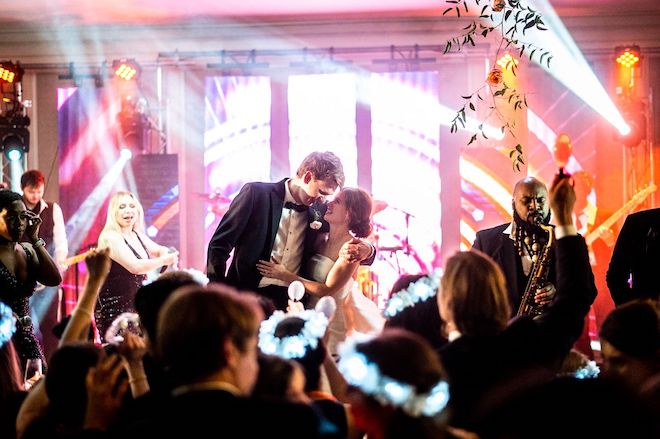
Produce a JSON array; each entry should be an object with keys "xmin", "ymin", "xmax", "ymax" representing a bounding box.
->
[{"xmin": 516, "ymin": 221, "xmax": 554, "ymax": 318}]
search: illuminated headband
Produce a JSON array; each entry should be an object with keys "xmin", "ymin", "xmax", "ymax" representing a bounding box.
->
[
  {"xmin": 384, "ymin": 269, "xmax": 443, "ymax": 318},
  {"xmin": 338, "ymin": 336, "xmax": 450, "ymax": 417},
  {"xmin": 259, "ymin": 309, "xmax": 329, "ymax": 359},
  {"xmin": 0, "ymin": 302, "xmax": 16, "ymax": 348},
  {"xmin": 574, "ymin": 361, "xmax": 600, "ymax": 379}
]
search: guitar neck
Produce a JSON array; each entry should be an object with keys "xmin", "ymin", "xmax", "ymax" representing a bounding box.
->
[
  {"xmin": 63, "ymin": 248, "xmax": 96, "ymax": 267},
  {"xmin": 585, "ymin": 183, "xmax": 656, "ymax": 246}
]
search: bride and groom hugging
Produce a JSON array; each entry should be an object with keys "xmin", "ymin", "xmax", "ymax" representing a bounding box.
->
[{"xmin": 206, "ymin": 151, "xmax": 383, "ymax": 353}]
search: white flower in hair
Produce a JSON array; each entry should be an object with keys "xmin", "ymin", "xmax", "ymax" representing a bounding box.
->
[
  {"xmin": 384, "ymin": 268, "xmax": 443, "ymax": 318},
  {"xmin": 105, "ymin": 312, "xmax": 142, "ymax": 344},
  {"xmin": 182, "ymin": 268, "xmax": 210, "ymax": 285},
  {"xmin": 258, "ymin": 309, "xmax": 329, "ymax": 359},
  {"xmin": 338, "ymin": 336, "xmax": 450, "ymax": 418}
]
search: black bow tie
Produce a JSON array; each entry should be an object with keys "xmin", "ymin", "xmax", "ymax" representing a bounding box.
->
[{"xmin": 284, "ymin": 201, "xmax": 307, "ymax": 213}]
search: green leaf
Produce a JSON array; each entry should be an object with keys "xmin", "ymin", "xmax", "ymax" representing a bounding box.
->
[
  {"xmin": 505, "ymin": 9, "xmax": 512, "ymax": 21},
  {"xmin": 469, "ymin": 102, "xmax": 475, "ymax": 111},
  {"xmin": 522, "ymin": 20, "xmax": 535, "ymax": 34},
  {"xmin": 515, "ymin": 144, "xmax": 523, "ymax": 153},
  {"xmin": 481, "ymin": 4, "xmax": 488, "ymax": 15},
  {"xmin": 517, "ymin": 155, "xmax": 525, "ymax": 164},
  {"xmin": 519, "ymin": 45, "xmax": 526, "ymax": 57},
  {"xmin": 529, "ymin": 49, "xmax": 536, "ymax": 60},
  {"xmin": 547, "ymin": 56, "xmax": 553, "ymax": 68},
  {"xmin": 509, "ymin": 149, "xmax": 516, "ymax": 158}
]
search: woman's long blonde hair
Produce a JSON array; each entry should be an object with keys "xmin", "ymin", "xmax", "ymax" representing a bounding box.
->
[{"xmin": 101, "ymin": 191, "xmax": 146, "ymax": 236}]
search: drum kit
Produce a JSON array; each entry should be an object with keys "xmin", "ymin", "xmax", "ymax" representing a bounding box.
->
[
  {"xmin": 365, "ymin": 199, "xmax": 430, "ymax": 307},
  {"xmin": 194, "ymin": 189, "xmax": 232, "ymax": 217}
]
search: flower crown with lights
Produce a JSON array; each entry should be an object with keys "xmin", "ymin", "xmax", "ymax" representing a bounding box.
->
[
  {"xmin": 0, "ymin": 301, "xmax": 17, "ymax": 348},
  {"xmin": 338, "ymin": 336, "xmax": 450, "ymax": 418},
  {"xmin": 574, "ymin": 360, "xmax": 600, "ymax": 379},
  {"xmin": 258, "ymin": 309, "xmax": 329, "ymax": 359},
  {"xmin": 384, "ymin": 269, "xmax": 443, "ymax": 318}
]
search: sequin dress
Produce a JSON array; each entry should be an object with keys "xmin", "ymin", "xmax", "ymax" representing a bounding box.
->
[
  {"xmin": 95, "ymin": 233, "xmax": 149, "ymax": 342},
  {"xmin": 0, "ymin": 244, "xmax": 43, "ymax": 367}
]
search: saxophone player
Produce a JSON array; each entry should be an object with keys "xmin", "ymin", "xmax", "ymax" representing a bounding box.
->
[{"xmin": 473, "ymin": 176, "xmax": 556, "ymax": 316}]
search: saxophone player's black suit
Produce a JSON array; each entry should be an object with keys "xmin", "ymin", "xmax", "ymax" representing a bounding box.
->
[{"xmin": 473, "ymin": 223, "xmax": 557, "ymax": 316}]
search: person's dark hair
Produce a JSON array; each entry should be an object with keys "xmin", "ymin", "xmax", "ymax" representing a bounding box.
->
[
  {"xmin": 296, "ymin": 151, "xmax": 345, "ymax": 188},
  {"xmin": 45, "ymin": 343, "xmax": 103, "ymax": 427},
  {"xmin": 252, "ymin": 353, "xmax": 298, "ymax": 400},
  {"xmin": 156, "ymin": 284, "xmax": 259, "ymax": 386},
  {"xmin": 341, "ymin": 187, "xmax": 373, "ymax": 238},
  {"xmin": 384, "ymin": 274, "xmax": 447, "ymax": 351},
  {"xmin": 274, "ymin": 316, "xmax": 325, "ymax": 392},
  {"xmin": 0, "ymin": 190, "xmax": 23, "ymax": 212},
  {"xmin": 442, "ymin": 250, "xmax": 510, "ymax": 337},
  {"xmin": 20, "ymin": 170, "xmax": 45, "ymax": 190},
  {"xmin": 600, "ymin": 299, "xmax": 659, "ymax": 359},
  {"xmin": 352, "ymin": 329, "xmax": 449, "ymax": 439},
  {"xmin": 134, "ymin": 271, "xmax": 199, "ymax": 344}
]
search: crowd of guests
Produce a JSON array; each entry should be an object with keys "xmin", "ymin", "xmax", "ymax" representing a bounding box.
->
[{"xmin": 0, "ymin": 154, "xmax": 659, "ymax": 438}]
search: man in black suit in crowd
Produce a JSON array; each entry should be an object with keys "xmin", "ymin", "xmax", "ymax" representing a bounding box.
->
[
  {"xmin": 206, "ymin": 151, "xmax": 373, "ymax": 310},
  {"xmin": 606, "ymin": 208, "xmax": 660, "ymax": 306},
  {"xmin": 472, "ymin": 176, "xmax": 556, "ymax": 315}
]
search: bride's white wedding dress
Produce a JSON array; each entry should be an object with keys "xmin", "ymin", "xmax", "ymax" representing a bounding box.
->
[{"xmin": 306, "ymin": 253, "xmax": 384, "ymax": 356}]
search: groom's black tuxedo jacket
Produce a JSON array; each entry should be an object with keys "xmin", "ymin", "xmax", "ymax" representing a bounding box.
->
[{"xmin": 207, "ymin": 179, "xmax": 321, "ymax": 290}]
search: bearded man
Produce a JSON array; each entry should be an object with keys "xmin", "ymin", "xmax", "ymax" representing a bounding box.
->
[{"xmin": 472, "ymin": 176, "xmax": 557, "ymax": 316}]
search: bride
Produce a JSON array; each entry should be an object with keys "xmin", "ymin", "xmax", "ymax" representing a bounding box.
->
[{"xmin": 257, "ymin": 187, "xmax": 383, "ymax": 356}]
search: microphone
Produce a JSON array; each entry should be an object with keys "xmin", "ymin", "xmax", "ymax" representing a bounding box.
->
[{"xmin": 160, "ymin": 247, "xmax": 178, "ymax": 274}]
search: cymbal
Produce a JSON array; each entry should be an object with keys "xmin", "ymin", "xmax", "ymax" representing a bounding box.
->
[
  {"xmin": 193, "ymin": 191, "xmax": 231, "ymax": 204},
  {"xmin": 372, "ymin": 199, "xmax": 388, "ymax": 215}
]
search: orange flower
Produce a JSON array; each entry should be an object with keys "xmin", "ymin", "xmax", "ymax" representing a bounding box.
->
[
  {"xmin": 492, "ymin": 0, "xmax": 505, "ymax": 12},
  {"xmin": 486, "ymin": 68, "xmax": 503, "ymax": 86}
]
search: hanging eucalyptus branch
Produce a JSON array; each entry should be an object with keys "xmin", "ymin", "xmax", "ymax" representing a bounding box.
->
[{"xmin": 442, "ymin": 0, "xmax": 552, "ymax": 171}]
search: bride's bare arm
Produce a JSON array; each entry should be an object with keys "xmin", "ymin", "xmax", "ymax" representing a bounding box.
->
[{"xmin": 256, "ymin": 258, "xmax": 358, "ymax": 297}]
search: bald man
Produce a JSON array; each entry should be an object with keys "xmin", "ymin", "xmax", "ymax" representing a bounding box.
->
[{"xmin": 472, "ymin": 177, "xmax": 557, "ymax": 316}]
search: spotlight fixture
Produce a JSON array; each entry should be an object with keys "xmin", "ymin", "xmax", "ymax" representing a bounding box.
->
[
  {"xmin": 615, "ymin": 46, "xmax": 640, "ymax": 69},
  {"xmin": 0, "ymin": 61, "xmax": 23, "ymax": 84},
  {"xmin": 112, "ymin": 59, "xmax": 140, "ymax": 81},
  {"xmin": 0, "ymin": 124, "xmax": 30, "ymax": 161},
  {"xmin": 496, "ymin": 53, "xmax": 519, "ymax": 71}
]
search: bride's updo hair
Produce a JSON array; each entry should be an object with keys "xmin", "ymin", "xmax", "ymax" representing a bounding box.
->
[{"xmin": 342, "ymin": 187, "xmax": 373, "ymax": 238}]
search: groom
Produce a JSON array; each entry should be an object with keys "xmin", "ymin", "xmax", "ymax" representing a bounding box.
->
[{"xmin": 206, "ymin": 151, "xmax": 374, "ymax": 310}]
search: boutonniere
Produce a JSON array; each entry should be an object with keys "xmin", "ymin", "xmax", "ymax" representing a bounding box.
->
[{"xmin": 310, "ymin": 209, "xmax": 322, "ymax": 230}]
